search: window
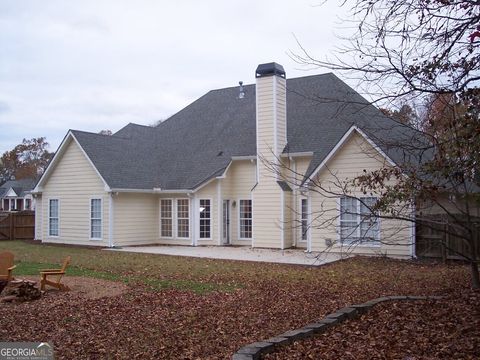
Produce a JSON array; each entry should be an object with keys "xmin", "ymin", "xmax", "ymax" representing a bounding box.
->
[
  {"xmin": 177, "ymin": 199, "xmax": 190, "ymax": 238},
  {"xmin": 339, "ymin": 197, "xmax": 379, "ymax": 244},
  {"xmin": 239, "ymin": 199, "xmax": 252, "ymax": 239},
  {"xmin": 90, "ymin": 198, "xmax": 102, "ymax": 239},
  {"xmin": 199, "ymin": 199, "xmax": 211, "ymax": 239},
  {"xmin": 360, "ymin": 197, "xmax": 379, "ymax": 241},
  {"xmin": 25, "ymin": 199, "xmax": 31, "ymax": 210},
  {"xmin": 301, "ymin": 198, "xmax": 308, "ymax": 241},
  {"xmin": 160, "ymin": 199, "xmax": 173, "ymax": 237},
  {"xmin": 49, "ymin": 199, "xmax": 59, "ymax": 237}
]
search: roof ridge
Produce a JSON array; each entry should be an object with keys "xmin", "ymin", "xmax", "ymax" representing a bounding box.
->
[
  {"xmin": 70, "ymin": 129, "xmax": 139, "ymax": 141},
  {"xmin": 207, "ymin": 72, "xmax": 336, "ymax": 93}
]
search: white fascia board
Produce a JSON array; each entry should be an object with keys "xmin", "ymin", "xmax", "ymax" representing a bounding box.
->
[
  {"xmin": 153, "ymin": 188, "xmax": 193, "ymax": 194},
  {"xmin": 216, "ymin": 161, "xmax": 233, "ymax": 179},
  {"xmin": 70, "ymin": 132, "xmax": 111, "ymax": 192},
  {"xmin": 33, "ymin": 131, "xmax": 112, "ymax": 193},
  {"xmin": 112, "ymin": 188, "xmax": 158, "ymax": 194},
  {"xmin": 192, "ymin": 177, "xmax": 218, "ymax": 192},
  {"xmin": 230, "ymin": 156, "xmax": 256, "ymax": 161},
  {"xmin": 280, "ymin": 151, "xmax": 314, "ymax": 158},
  {"xmin": 305, "ymin": 125, "xmax": 397, "ymax": 186},
  {"xmin": 110, "ymin": 188, "xmax": 193, "ymax": 194},
  {"xmin": 354, "ymin": 126, "xmax": 397, "ymax": 167},
  {"xmin": 33, "ymin": 131, "xmax": 73, "ymax": 193},
  {"xmin": 5, "ymin": 188, "xmax": 18, "ymax": 197}
]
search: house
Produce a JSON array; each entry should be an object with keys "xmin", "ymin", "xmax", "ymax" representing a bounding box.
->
[
  {"xmin": 0, "ymin": 178, "xmax": 36, "ymax": 212},
  {"xmin": 32, "ymin": 62, "xmax": 416, "ymax": 257}
]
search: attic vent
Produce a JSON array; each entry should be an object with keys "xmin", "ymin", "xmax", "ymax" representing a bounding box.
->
[
  {"xmin": 217, "ymin": 151, "xmax": 223, "ymax": 156},
  {"xmin": 238, "ymin": 81, "xmax": 245, "ymax": 99}
]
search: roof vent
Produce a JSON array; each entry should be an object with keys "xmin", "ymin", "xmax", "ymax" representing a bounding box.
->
[
  {"xmin": 238, "ymin": 81, "xmax": 245, "ymax": 99},
  {"xmin": 255, "ymin": 62, "xmax": 286, "ymax": 78}
]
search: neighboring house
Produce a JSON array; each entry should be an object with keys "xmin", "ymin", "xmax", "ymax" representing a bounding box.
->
[
  {"xmin": 0, "ymin": 178, "xmax": 36, "ymax": 212},
  {"xmin": 33, "ymin": 62, "xmax": 417, "ymax": 257}
]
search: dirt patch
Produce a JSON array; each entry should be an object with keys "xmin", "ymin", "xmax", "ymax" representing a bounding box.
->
[{"xmin": 2, "ymin": 276, "xmax": 128, "ymax": 300}]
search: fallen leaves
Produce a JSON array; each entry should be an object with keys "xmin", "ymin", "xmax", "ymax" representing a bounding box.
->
[
  {"xmin": 0, "ymin": 254, "xmax": 475, "ymax": 359},
  {"xmin": 265, "ymin": 291, "xmax": 480, "ymax": 360}
]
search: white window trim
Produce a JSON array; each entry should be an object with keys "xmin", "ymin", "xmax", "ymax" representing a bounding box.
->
[
  {"xmin": 89, "ymin": 197, "xmax": 103, "ymax": 240},
  {"xmin": 299, "ymin": 197, "xmax": 308, "ymax": 242},
  {"xmin": 339, "ymin": 196, "xmax": 381, "ymax": 247},
  {"xmin": 176, "ymin": 198, "xmax": 191, "ymax": 239},
  {"xmin": 198, "ymin": 198, "xmax": 212, "ymax": 240},
  {"xmin": 25, "ymin": 198, "xmax": 31, "ymax": 210},
  {"xmin": 159, "ymin": 198, "xmax": 174, "ymax": 239},
  {"xmin": 238, "ymin": 198, "xmax": 253, "ymax": 241},
  {"xmin": 48, "ymin": 198, "xmax": 60, "ymax": 238}
]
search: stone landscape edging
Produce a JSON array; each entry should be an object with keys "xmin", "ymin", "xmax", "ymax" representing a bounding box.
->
[{"xmin": 232, "ymin": 295, "xmax": 443, "ymax": 360}]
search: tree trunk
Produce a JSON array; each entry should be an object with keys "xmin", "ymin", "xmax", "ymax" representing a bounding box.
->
[{"xmin": 471, "ymin": 261, "xmax": 480, "ymax": 289}]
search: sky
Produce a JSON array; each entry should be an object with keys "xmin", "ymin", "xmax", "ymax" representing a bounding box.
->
[{"xmin": 0, "ymin": 0, "xmax": 349, "ymax": 154}]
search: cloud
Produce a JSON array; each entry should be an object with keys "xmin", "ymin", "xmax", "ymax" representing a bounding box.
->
[
  {"xmin": 0, "ymin": 0, "xmax": 348, "ymax": 153},
  {"xmin": 0, "ymin": 101, "xmax": 10, "ymax": 114}
]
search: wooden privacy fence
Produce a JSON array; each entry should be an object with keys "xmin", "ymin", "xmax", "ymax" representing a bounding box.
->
[
  {"xmin": 416, "ymin": 215, "xmax": 480, "ymax": 261},
  {"xmin": 0, "ymin": 211, "xmax": 35, "ymax": 241}
]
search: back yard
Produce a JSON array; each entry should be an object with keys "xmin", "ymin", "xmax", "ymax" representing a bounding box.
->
[{"xmin": 0, "ymin": 241, "xmax": 478, "ymax": 359}]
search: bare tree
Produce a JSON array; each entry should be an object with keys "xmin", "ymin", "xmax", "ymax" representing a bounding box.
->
[{"xmin": 285, "ymin": 0, "xmax": 479, "ymax": 287}]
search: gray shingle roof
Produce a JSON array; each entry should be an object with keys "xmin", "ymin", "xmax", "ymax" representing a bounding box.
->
[
  {"xmin": 0, "ymin": 178, "xmax": 36, "ymax": 197},
  {"xmin": 70, "ymin": 73, "xmax": 419, "ymax": 191}
]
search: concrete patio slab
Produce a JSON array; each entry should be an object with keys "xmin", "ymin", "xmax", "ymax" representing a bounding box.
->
[{"xmin": 106, "ymin": 245, "xmax": 345, "ymax": 266}]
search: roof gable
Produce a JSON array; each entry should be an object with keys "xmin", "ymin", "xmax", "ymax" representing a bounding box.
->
[
  {"xmin": 304, "ymin": 125, "xmax": 396, "ymax": 185},
  {"xmin": 34, "ymin": 132, "xmax": 110, "ymax": 192},
  {"xmin": 0, "ymin": 178, "xmax": 36, "ymax": 198},
  {"xmin": 5, "ymin": 188, "xmax": 18, "ymax": 197}
]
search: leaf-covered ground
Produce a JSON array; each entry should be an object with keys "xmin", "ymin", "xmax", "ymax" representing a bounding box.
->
[
  {"xmin": 265, "ymin": 291, "xmax": 480, "ymax": 360},
  {"xmin": 0, "ymin": 241, "xmax": 476, "ymax": 359}
]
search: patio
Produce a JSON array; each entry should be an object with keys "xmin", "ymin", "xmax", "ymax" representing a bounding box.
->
[{"xmin": 106, "ymin": 245, "xmax": 345, "ymax": 266}]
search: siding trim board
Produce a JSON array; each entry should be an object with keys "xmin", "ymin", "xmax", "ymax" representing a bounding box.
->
[
  {"xmin": 108, "ymin": 193, "xmax": 114, "ymax": 247},
  {"xmin": 217, "ymin": 180, "xmax": 222, "ymax": 246}
]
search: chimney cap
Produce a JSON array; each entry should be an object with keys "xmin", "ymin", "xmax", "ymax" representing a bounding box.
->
[{"xmin": 255, "ymin": 62, "xmax": 286, "ymax": 78}]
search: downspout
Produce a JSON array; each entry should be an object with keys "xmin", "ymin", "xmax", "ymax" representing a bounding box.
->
[
  {"xmin": 307, "ymin": 189, "xmax": 312, "ymax": 253},
  {"xmin": 410, "ymin": 200, "xmax": 416, "ymax": 258},
  {"xmin": 280, "ymin": 190, "xmax": 285, "ymax": 250},
  {"xmin": 291, "ymin": 157, "xmax": 297, "ymax": 247},
  {"xmin": 108, "ymin": 192, "xmax": 115, "ymax": 248},
  {"xmin": 217, "ymin": 179, "xmax": 222, "ymax": 246},
  {"xmin": 189, "ymin": 193, "xmax": 196, "ymax": 246}
]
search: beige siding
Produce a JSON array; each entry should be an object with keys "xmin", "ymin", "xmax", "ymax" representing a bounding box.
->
[
  {"xmin": 290, "ymin": 156, "xmax": 312, "ymax": 248},
  {"xmin": 221, "ymin": 160, "xmax": 256, "ymax": 245},
  {"xmin": 41, "ymin": 139, "xmax": 109, "ymax": 246},
  {"xmin": 113, "ymin": 193, "xmax": 158, "ymax": 246},
  {"xmin": 34, "ymin": 195, "xmax": 43, "ymax": 240},
  {"xmin": 254, "ymin": 75, "xmax": 287, "ymax": 249},
  {"xmin": 283, "ymin": 190, "xmax": 294, "ymax": 247},
  {"xmin": 309, "ymin": 131, "xmax": 412, "ymax": 257}
]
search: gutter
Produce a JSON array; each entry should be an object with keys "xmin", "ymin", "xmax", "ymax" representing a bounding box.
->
[
  {"xmin": 280, "ymin": 151, "xmax": 313, "ymax": 158},
  {"xmin": 110, "ymin": 188, "xmax": 193, "ymax": 194}
]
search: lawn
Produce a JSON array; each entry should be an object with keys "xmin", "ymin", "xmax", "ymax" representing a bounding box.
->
[{"xmin": 0, "ymin": 240, "xmax": 477, "ymax": 359}]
